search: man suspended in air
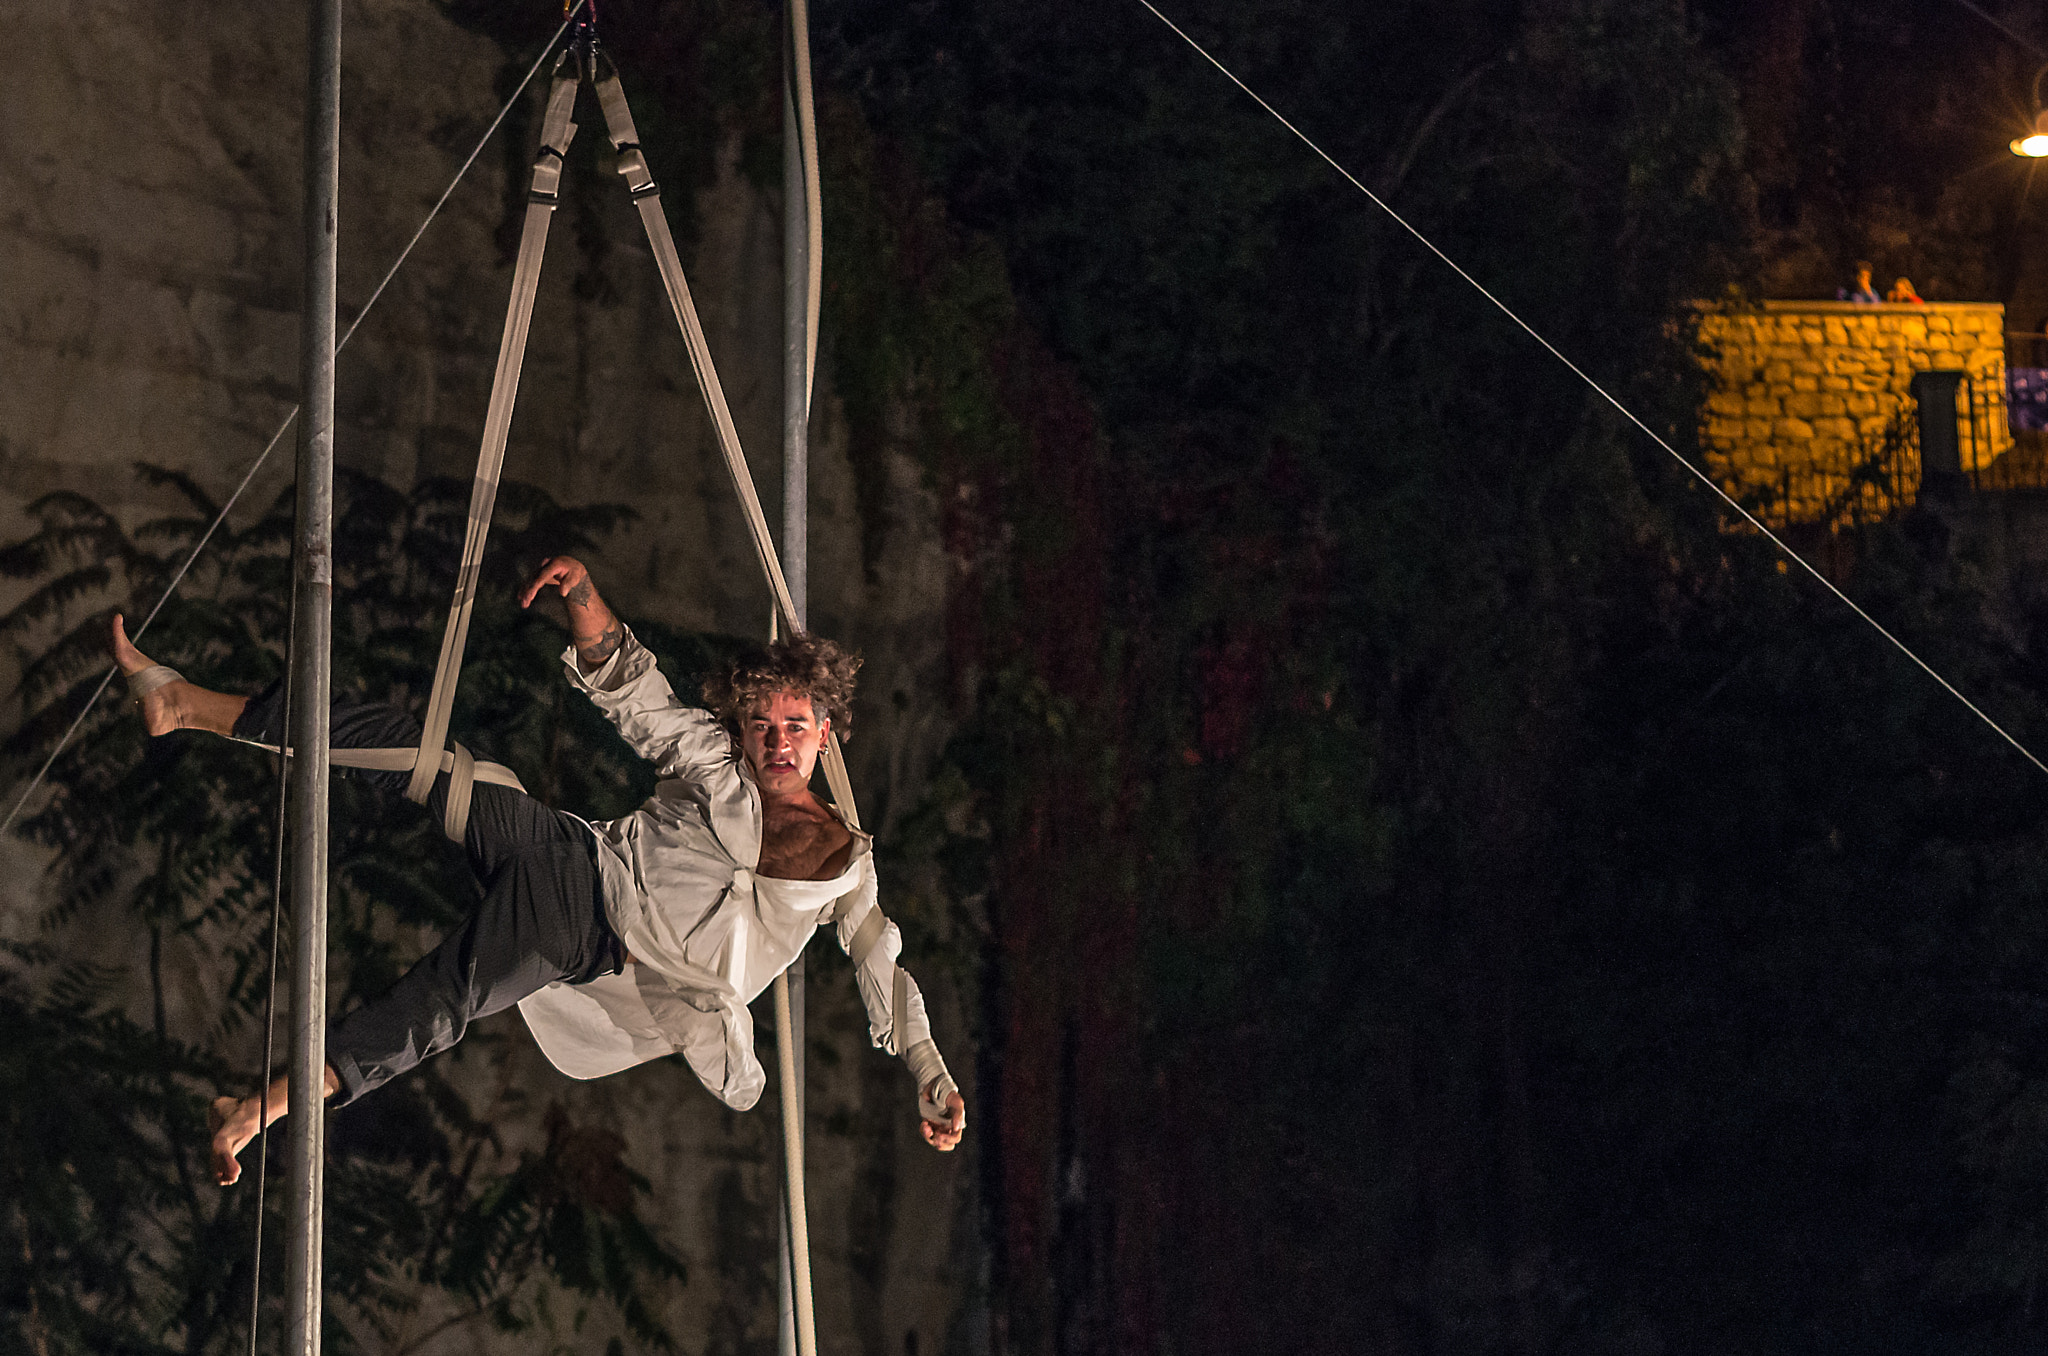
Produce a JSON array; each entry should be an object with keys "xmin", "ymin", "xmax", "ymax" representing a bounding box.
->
[{"xmin": 110, "ymin": 555, "xmax": 965, "ymax": 1186}]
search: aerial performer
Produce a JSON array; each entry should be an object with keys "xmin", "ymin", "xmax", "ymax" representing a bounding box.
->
[{"xmin": 109, "ymin": 554, "xmax": 966, "ymax": 1186}]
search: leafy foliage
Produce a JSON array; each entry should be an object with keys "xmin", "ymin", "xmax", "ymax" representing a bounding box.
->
[
  {"xmin": 814, "ymin": 0, "xmax": 2048, "ymax": 1353},
  {"xmin": 0, "ymin": 466, "xmax": 709, "ymax": 1353}
]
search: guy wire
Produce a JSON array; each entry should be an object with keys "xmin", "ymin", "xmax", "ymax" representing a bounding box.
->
[{"xmin": 245, "ymin": 584, "xmax": 297, "ymax": 1356}]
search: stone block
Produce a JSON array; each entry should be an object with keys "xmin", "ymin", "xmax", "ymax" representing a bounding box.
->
[
  {"xmin": 1845, "ymin": 392, "xmax": 1878, "ymax": 416},
  {"xmin": 1746, "ymin": 395, "xmax": 1781, "ymax": 416},
  {"xmin": 1799, "ymin": 326, "xmax": 1825, "ymax": 346},
  {"xmin": 1819, "ymin": 394, "xmax": 1846, "ymax": 416},
  {"xmin": 1926, "ymin": 313, "xmax": 1953, "ymax": 333},
  {"xmin": 1765, "ymin": 362, "xmax": 1792, "ymax": 383},
  {"xmin": 1925, "ymin": 333, "xmax": 1951, "ymax": 352},
  {"xmin": 1790, "ymin": 377, "xmax": 1819, "ymax": 396},
  {"xmin": 1777, "ymin": 417, "xmax": 1816, "ymax": 440},
  {"xmin": 1896, "ymin": 316, "xmax": 1928, "ymax": 341},
  {"xmin": 1824, "ymin": 319, "xmax": 1848, "ymax": 345},
  {"xmin": 1746, "ymin": 418, "xmax": 1774, "ymax": 441}
]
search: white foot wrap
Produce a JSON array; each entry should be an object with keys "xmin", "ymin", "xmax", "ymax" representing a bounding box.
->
[{"xmin": 126, "ymin": 664, "xmax": 183, "ymax": 703}]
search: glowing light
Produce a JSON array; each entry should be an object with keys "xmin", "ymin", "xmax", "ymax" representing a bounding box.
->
[{"xmin": 2016, "ymin": 110, "xmax": 2048, "ymax": 158}]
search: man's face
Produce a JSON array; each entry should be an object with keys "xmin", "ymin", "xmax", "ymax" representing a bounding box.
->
[{"xmin": 740, "ymin": 689, "xmax": 830, "ymax": 795}]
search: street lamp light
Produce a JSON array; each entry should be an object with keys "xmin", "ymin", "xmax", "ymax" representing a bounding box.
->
[
  {"xmin": 2015, "ymin": 65, "xmax": 2048, "ymax": 157},
  {"xmin": 2014, "ymin": 110, "xmax": 2048, "ymax": 158}
]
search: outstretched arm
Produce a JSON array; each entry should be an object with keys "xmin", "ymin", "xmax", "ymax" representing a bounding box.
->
[
  {"xmin": 833, "ymin": 861, "xmax": 967, "ymax": 1151},
  {"xmin": 520, "ymin": 555, "xmax": 623, "ymax": 673},
  {"xmin": 523, "ymin": 554, "xmax": 738, "ymax": 783}
]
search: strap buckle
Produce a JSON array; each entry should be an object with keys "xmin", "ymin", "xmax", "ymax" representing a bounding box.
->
[{"xmin": 571, "ymin": 5, "xmax": 602, "ymax": 84}]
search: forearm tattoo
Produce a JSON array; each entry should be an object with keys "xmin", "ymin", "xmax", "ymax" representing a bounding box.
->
[
  {"xmin": 565, "ymin": 579, "xmax": 593, "ymax": 607},
  {"xmin": 578, "ymin": 621, "xmax": 625, "ymax": 666}
]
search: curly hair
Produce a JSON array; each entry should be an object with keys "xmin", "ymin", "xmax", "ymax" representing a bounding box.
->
[{"xmin": 701, "ymin": 632, "xmax": 862, "ymax": 738}]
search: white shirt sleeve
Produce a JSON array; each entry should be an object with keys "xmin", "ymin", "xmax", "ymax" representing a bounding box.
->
[
  {"xmin": 832, "ymin": 857, "xmax": 958, "ymax": 1117},
  {"xmin": 562, "ymin": 626, "xmax": 738, "ymax": 782}
]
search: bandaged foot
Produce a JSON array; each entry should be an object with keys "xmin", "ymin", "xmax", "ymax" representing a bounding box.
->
[{"xmin": 109, "ymin": 614, "xmax": 247, "ymax": 737}]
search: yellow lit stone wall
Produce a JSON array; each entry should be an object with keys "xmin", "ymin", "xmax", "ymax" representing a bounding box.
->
[{"xmin": 1695, "ymin": 301, "xmax": 2009, "ymax": 521}]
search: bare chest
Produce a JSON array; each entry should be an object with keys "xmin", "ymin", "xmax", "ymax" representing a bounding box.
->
[{"xmin": 756, "ymin": 802, "xmax": 854, "ymax": 881}]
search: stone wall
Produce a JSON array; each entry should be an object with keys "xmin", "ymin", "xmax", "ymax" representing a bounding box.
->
[
  {"xmin": 0, "ymin": 1, "xmax": 970, "ymax": 1351},
  {"xmin": 1696, "ymin": 301, "xmax": 2009, "ymax": 522}
]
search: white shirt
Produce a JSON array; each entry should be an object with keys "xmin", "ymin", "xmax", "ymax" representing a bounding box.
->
[{"xmin": 515, "ymin": 628, "xmax": 943, "ymax": 1111}]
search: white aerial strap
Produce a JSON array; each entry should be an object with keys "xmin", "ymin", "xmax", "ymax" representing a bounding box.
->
[
  {"xmin": 252, "ymin": 61, "xmax": 576, "ymax": 844},
  {"xmin": 590, "ymin": 57, "xmax": 862, "ymax": 829},
  {"xmin": 395, "ymin": 60, "xmax": 583, "ymax": 834},
  {"xmin": 233, "ymin": 740, "xmax": 525, "ymax": 843},
  {"xmin": 296, "ymin": 59, "xmax": 577, "ymax": 843},
  {"xmin": 593, "ymin": 52, "xmax": 918, "ymax": 1087},
  {"xmin": 209, "ymin": 61, "xmax": 581, "ymax": 848}
]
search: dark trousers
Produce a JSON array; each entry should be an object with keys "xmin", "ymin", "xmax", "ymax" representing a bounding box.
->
[{"xmin": 235, "ymin": 685, "xmax": 623, "ymax": 1105}]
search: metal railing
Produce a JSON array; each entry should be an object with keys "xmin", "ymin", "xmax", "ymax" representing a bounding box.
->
[
  {"xmin": 1742, "ymin": 402, "xmax": 1920, "ymax": 532},
  {"xmin": 1736, "ymin": 378, "xmax": 2048, "ymax": 532},
  {"xmin": 1990, "ymin": 359, "xmax": 2048, "ymax": 494}
]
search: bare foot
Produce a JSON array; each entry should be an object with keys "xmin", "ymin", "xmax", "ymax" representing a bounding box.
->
[
  {"xmin": 110, "ymin": 613, "xmax": 180, "ymax": 737},
  {"xmin": 109, "ymin": 613, "xmax": 247, "ymax": 737},
  {"xmin": 209, "ymin": 1094, "xmax": 260, "ymax": 1187}
]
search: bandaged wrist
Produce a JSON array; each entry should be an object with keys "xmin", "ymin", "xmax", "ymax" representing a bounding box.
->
[{"xmin": 905, "ymin": 1038, "xmax": 957, "ymax": 1121}]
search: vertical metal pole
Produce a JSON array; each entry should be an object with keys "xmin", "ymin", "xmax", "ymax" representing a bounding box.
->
[
  {"xmin": 775, "ymin": 4, "xmax": 816, "ymax": 1353},
  {"xmin": 286, "ymin": 0, "xmax": 341, "ymax": 1351}
]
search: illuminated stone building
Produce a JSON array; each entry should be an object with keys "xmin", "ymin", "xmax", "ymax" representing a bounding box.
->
[{"xmin": 1695, "ymin": 301, "xmax": 2011, "ymax": 525}]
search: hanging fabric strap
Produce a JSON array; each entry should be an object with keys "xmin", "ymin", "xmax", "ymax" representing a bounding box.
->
[
  {"xmin": 787, "ymin": 0, "xmax": 823, "ymax": 407},
  {"xmin": 231, "ymin": 739, "xmax": 525, "ymax": 842},
  {"xmin": 589, "ymin": 57, "xmax": 861, "ymax": 833},
  {"xmin": 301, "ymin": 59, "xmax": 577, "ymax": 843},
  {"xmin": 398, "ymin": 60, "xmax": 583, "ymax": 836}
]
